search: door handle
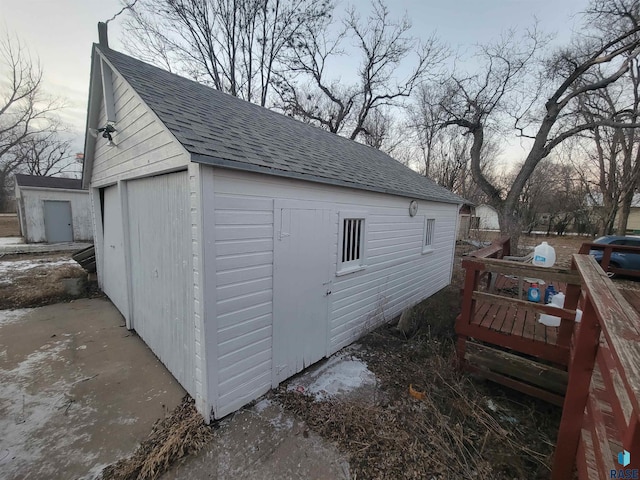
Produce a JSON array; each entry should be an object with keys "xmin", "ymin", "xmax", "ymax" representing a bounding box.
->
[{"xmin": 325, "ymin": 290, "xmax": 332, "ymax": 296}]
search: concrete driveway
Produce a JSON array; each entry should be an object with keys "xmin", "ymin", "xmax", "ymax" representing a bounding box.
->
[
  {"xmin": 0, "ymin": 298, "xmax": 185, "ymax": 480},
  {"xmin": 0, "ymin": 297, "xmax": 351, "ymax": 480}
]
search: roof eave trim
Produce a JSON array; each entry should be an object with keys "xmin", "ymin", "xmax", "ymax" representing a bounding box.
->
[
  {"xmin": 17, "ymin": 185, "xmax": 86, "ymax": 193},
  {"xmin": 82, "ymin": 44, "xmax": 102, "ymax": 189},
  {"xmin": 191, "ymin": 153, "xmax": 462, "ymax": 204}
]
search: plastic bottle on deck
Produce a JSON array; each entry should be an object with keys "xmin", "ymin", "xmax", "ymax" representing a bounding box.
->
[
  {"xmin": 532, "ymin": 242, "xmax": 556, "ymax": 267},
  {"xmin": 544, "ymin": 285, "xmax": 556, "ymax": 304}
]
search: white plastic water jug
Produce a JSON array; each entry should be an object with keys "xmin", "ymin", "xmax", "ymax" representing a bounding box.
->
[
  {"xmin": 550, "ymin": 292, "xmax": 565, "ymax": 308},
  {"xmin": 532, "ymin": 242, "xmax": 556, "ymax": 267},
  {"xmin": 539, "ymin": 293, "xmax": 564, "ymax": 327},
  {"xmin": 538, "ymin": 292, "xmax": 583, "ymax": 326}
]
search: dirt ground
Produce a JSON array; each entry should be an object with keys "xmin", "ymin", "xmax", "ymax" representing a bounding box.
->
[
  {"xmin": 0, "ymin": 253, "xmax": 94, "ymax": 309},
  {"xmin": 0, "ymin": 214, "xmax": 20, "ymax": 237},
  {"xmin": 468, "ymin": 230, "xmax": 594, "ymax": 265}
]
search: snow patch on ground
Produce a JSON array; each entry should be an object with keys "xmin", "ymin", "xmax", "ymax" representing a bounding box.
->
[
  {"xmin": 268, "ymin": 411, "xmax": 294, "ymax": 431},
  {"xmin": 0, "ymin": 338, "xmax": 98, "ymax": 478},
  {"xmin": 112, "ymin": 416, "xmax": 137, "ymax": 426},
  {"xmin": 0, "ymin": 308, "xmax": 32, "ymax": 327},
  {"xmin": 0, "ymin": 258, "xmax": 76, "ymax": 275},
  {"xmin": 253, "ymin": 398, "xmax": 272, "ymax": 413},
  {"xmin": 0, "ymin": 237, "xmax": 23, "ymax": 246},
  {"xmin": 287, "ymin": 351, "xmax": 377, "ymax": 401}
]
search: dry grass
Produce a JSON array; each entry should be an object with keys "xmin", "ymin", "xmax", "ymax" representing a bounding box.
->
[
  {"xmin": 278, "ymin": 326, "xmax": 560, "ymax": 479},
  {"xmin": 0, "ymin": 254, "xmax": 94, "ymax": 309},
  {"xmin": 0, "ymin": 214, "xmax": 20, "ymax": 237},
  {"xmin": 101, "ymin": 396, "xmax": 213, "ymax": 480}
]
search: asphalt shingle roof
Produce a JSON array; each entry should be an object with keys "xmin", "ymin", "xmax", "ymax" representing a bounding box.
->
[
  {"xmin": 98, "ymin": 46, "xmax": 464, "ymax": 204},
  {"xmin": 15, "ymin": 174, "xmax": 83, "ymax": 190}
]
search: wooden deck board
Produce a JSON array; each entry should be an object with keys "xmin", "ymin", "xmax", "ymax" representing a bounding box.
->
[
  {"xmin": 473, "ymin": 301, "xmax": 491, "ymax": 326},
  {"xmin": 466, "ymin": 273, "xmax": 571, "ymax": 346},
  {"xmin": 619, "ymin": 287, "xmax": 640, "ymax": 313},
  {"xmin": 490, "ymin": 303, "xmax": 511, "ymax": 332},
  {"xmin": 522, "ymin": 308, "xmax": 537, "ymax": 341}
]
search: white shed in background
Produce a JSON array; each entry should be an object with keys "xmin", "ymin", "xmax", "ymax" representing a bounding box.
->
[
  {"xmin": 475, "ymin": 204, "xmax": 500, "ymax": 230},
  {"xmin": 82, "ymin": 36, "xmax": 465, "ymax": 422},
  {"xmin": 14, "ymin": 174, "xmax": 93, "ymax": 243}
]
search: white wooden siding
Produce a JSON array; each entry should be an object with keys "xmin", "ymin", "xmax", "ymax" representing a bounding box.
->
[
  {"xmin": 203, "ymin": 167, "xmax": 458, "ymax": 418},
  {"xmin": 18, "ymin": 187, "xmax": 93, "ymax": 243},
  {"xmin": 90, "ymin": 58, "xmax": 190, "ymax": 188},
  {"xmin": 126, "ymin": 171, "xmax": 196, "ymax": 398},
  {"xmin": 101, "ymin": 185, "xmax": 129, "ymax": 320},
  {"xmin": 210, "ymin": 191, "xmax": 274, "ymax": 417},
  {"xmin": 330, "ymin": 208, "xmax": 456, "ymax": 351}
]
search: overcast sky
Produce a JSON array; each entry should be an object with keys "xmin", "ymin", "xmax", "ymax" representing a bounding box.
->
[{"xmin": 0, "ymin": 0, "xmax": 589, "ymax": 158}]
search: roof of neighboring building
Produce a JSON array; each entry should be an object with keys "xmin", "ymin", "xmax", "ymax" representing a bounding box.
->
[
  {"xmin": 15, "ymin": 174, "xmax": 83, "ymax": 190},
  {"xmin": 587, "ymin": 193, "xmax": 640, "ymax": 208},
  {"xmin": 95, "ymin": 46, "xmax": 465, "ymax": 205}
]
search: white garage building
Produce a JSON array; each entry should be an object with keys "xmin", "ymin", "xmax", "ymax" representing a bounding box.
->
[
  {"xmin": 15, "ymin": 174, "xmax": 93, "ymax": 243},
  {"xmin": 82, "ymin": 41, "xmax": 464, "ymax": 421}
]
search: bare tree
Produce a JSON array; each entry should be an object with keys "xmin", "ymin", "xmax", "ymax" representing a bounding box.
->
[
  {"xmin": 0, "ymin": 34, "xmax": 62, "ymax": 210},
  {"xmin": 13, "ymin": 132, "xmax": 77, "ymax": 177},
  {"xmin": 435, "ymin": 6, "xmax": 640, "ymax": 247},
  {"xmin": 408, "ymin": 83, "xmax": 499, "ymax": 202},
  {"xmin": 275, "ymin": 0, "xmax": 446, "ymax": 144},
  {"xmin": 123, "ymin": 0, "xmax": 332, "ymax": 107},
  {"xmin": 408, "ymin": 84, "xmax": 445, "ymax": 177},
  {"xmin": 509, "ymin": 158, "xmax": 589, "ymax": 235}
]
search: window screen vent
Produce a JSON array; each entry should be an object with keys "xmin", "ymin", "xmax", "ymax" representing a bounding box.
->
[{"xmin": 342, "ymin": 218, "xmax": 363, "ymax": 263}]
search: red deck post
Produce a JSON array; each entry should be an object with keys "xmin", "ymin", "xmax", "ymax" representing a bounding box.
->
[
  {"xmin": 624, "ymin": 414, "xmax": 640, "ymax": 470},
  {"xmin": 557, "ymin": 282, "xmax": 580, "ymax": 353},
  {"xmin": 456, "ymin": 262, "xmax": 480, "ymax": 368},
  {"xmin": 551, "ymin": 298, "xmax": 601, "ymax": 480},
  {"xmin": 601, "ymin": 245, "xmax": 612, "ymax": 271}
]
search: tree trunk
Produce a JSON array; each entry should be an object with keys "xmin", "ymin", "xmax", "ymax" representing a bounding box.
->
[
  {"xmin": 617, "ymin": 190, "xmax": 634, "ymax": 235},
  {"xmin": 497, "ymin": 207, "xmax": 522, "ymax": 254}
]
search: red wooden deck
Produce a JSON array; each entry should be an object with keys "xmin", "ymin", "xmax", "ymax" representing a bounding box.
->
[
  {"xmin": 472, "ymin": 274, "xmax": 567, "ymax": 344},
  {"xmin": 455, "ymin": 238, "xmax": 640, "ymax": 478}
]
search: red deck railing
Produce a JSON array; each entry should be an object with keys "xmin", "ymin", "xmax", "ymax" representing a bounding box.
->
[
  {"xmin": 578, "ymin": 242, "xmax": 640, "ymax": 278},
  {"xmin": 456, "ymin": 238, "xmax": 640, "ymax": 477},
  {"xmin": 552, "ymin": 254, "xmax": 640, "ymax": 478}
]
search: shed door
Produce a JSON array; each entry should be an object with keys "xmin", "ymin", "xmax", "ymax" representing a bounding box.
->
[
  {"xmin": 273, "ymin": 204, "xmax": 332, "ymax": 386},
  {"xmin": 126, "ymin": 171, "xmax": 195, "ymax": 397},
  {"xmin": 102, "ymin": 186, "xmax": 128, "ymax": 317},
  {"xmin": 43, "ymin": 200, "xmax": 73, "ymax": 242}
]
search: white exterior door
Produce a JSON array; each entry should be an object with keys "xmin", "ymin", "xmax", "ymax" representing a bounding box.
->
[
  {"xmin": 126, "ymin": 171, "xmax": 195, "ymax": 397},
  {"xmin": 101, "ymin": 186, "xmax": 128, "ymax": 317},
  {"xmin": 273, "ymin": 203, "xmax": 332, "ymax": 385},
  {"xmin": 43, "ymin": 200, "xmax": 73, "ymax": 242}
]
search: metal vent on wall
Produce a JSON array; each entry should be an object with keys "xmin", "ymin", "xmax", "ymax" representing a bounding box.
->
[
  {"xmin": 425, "ymin": 218, "xmax": 435, "ymax": 247},
  {"xmin": 342, "ymin": 218, "xmax": 363, "ymax": 263}
]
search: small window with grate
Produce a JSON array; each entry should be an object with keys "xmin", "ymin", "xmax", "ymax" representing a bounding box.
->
[
  {"xmin": 423, "ymin": 218, "xmax": 435, "ymax": 253},
  {"xmin": 338, "ymin": 213, "xmax": 367, "ymax": 274}
]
